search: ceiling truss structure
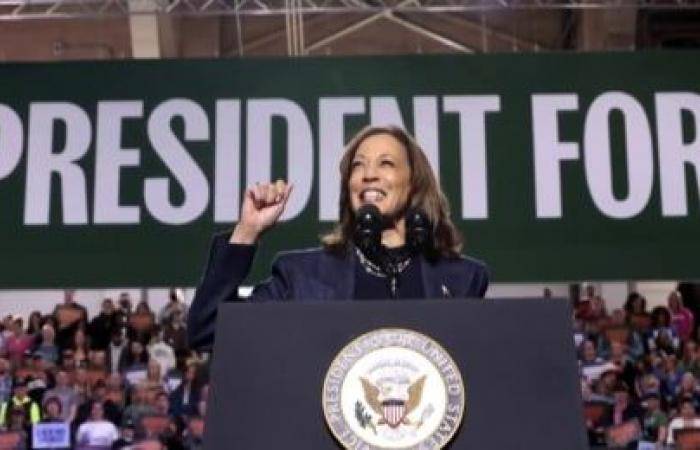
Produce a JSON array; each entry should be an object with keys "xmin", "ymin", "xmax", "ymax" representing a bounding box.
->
[{"xmin": 0, "ymin": 0, "xmax": 698, "ymax": 21}]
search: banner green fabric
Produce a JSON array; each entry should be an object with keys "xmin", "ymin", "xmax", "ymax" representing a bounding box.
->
[{"xmin": 0, "ymin": 51, "xmax": 699, "ymax": 287}]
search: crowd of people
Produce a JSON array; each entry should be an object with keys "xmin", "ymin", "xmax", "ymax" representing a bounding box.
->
[
  {"xmin": 2, "ymin": 284, "xmax": 699, "ymax": 449},
  {"xmin": 0, "ymin": 289, "xmax": 204, "ymax": 450},
  {"xmin": 578, "ymin": 286, "xmax": 700, "ymax": 449}
]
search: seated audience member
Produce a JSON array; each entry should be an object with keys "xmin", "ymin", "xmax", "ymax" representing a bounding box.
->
[
  {"xmin": 0, "ymin": 378, "xmax": 40, "ymax": 427},
  {"xmin": 76, "ymin": 400, "xmax": 119, "ymax": 449},
  {"xmin": 680, "ymin": 339, "xmax": 700, "ymax": 379},
  {"xmin": 43, "ymin": 369, "xmax": 79, "ymax": 424},
  {"xmin": 666, "ymin": 398, "xmax": 700, "ymax": 446},
  {"xmin": 669, "ymin": 290, "xmax": 695, "ymax": 342},
  {"xmin": 89, "ymin": 299, "xmax": 118, "ymax": 351}
]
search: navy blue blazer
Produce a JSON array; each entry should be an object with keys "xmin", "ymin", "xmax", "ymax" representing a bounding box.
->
[{"xmin": 187, "ymin": 233, "xmax": 489, "ymax": 350}]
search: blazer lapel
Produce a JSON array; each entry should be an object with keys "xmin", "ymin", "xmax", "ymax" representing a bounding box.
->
[{"xmin": 420, "ymin": 256, "xmax": 459, "ymax": 299}]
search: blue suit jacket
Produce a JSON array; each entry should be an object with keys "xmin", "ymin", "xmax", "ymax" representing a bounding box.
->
[{"xmin": 188, "ymin": 233, "xmax": 489, "ymax": 350}]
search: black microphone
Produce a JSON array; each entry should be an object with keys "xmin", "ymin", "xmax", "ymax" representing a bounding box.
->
[
  {"xmin": 353, "ymin": 204, "xmax": 382, "ymax": 255},
  {"xmin": 405, "ymin": 207, "xmax": 433, "ymax": 254}
]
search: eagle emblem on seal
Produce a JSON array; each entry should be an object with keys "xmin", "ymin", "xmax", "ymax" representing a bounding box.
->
[{"xmin": 359, "ymin": 375, "xmax": 426, "ymax": 429}]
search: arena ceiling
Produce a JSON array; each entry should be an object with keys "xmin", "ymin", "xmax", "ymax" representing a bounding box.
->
[{"xmin": 0, "ymin": 1, "xmax": 697, "ymax": 60}]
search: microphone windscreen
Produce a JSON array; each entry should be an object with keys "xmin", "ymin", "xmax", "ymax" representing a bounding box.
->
[
  {"xmin": 405, "ymin": 207, "xmax": 432, "ymax": 252},
  {"xmin": 353, "ymin": 204, "xmax": 382, "ymax": 253}
]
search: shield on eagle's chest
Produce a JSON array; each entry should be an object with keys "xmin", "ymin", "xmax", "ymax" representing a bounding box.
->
[{"xmin": 382, "ymin": 399, "xmax": 406, "ymax": 428}]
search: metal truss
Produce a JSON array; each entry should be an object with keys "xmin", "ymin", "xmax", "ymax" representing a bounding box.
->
[{"xmin": 1, "ymin": 0, "xmax": 699, "ymax": 20}]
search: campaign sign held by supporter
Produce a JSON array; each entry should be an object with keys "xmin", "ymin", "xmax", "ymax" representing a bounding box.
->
[{"xmin": 32, "ymin": 422, "xmax": 70, "ymax": 449}]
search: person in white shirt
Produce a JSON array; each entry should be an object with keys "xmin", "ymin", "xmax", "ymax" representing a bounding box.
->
[
  {"xmin": 666, "ymin": 398, "xmax": 700, "ymax": 445},
  {"xmin": 76, "ymin": 400, "xmax": 119, "ymax": 449}
]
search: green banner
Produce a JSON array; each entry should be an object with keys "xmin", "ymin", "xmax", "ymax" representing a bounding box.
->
[{"xmin": 1, "ymin": 51, "xmax": 699, "ymax": 288}]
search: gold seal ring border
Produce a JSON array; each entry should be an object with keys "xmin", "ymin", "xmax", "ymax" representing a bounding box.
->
[{"xmin": 321, "ymin": 327, "xmax": 466, "ymax": 450}]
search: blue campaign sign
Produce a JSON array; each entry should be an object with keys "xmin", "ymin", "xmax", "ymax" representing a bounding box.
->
[{"xmin": 32, "ymin": 422, "xmax": 70, "ymax": 449}]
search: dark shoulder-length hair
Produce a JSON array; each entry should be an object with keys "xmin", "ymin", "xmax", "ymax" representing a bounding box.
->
[{"xmin": 320, "ymin": 125, "xmax": 463, "ymax": 258}]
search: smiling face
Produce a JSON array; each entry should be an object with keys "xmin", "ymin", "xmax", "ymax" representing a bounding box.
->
[{"xmin": 348, "ymin": 133, "xmax": 411, "ymax": 219}]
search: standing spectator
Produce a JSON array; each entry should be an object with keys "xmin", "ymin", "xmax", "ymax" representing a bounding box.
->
[
  {"xmin": 144, "ymin": 361, "xmax": 166, "ymax": 399},
  {"xmin": 648, "ymin": 307, "xmax": 680, "ymax": 355},
  {"xmin": 675, "ymin": 372, "xmax": 700, "ymax": 412},
  {"xmin": 107, "ymin": 330, "xmax": 126, "ymax": 374},
  {"xmin": 121, "ymin": 383, "xmax": 155, "ymax": 427},
  {"xmin": 169, "ymin": 363, "xmax": 200, "ymax": 418},
  {"xmin": 44, "ymin": 369, "xmax": 79, "ymax": 424},
  {"xmin": 162, "ymin": 310, "xmax": 188, "ymax": 362},
  {"xmin": 0, "ymin": 378, "xmax": 40, "ymax": 426},
  {"xmin": 6, "ymin": 319, "xmax": 34, "ymax": 364},
  {"xmin": 38, "ymin": 396, "xmax": 71, "ymax": 450},
  {"xmin": 679, "ymin": 340, "xmax": 700, "ymax": 379},
  {"xmin": 70, "ymin": 328, "xmax": 90, "ymax": 368},
  {"xmin": 41, "ymin": 396, "xmax": 64, "ymax": 422},
  {"xmin": 669, "ymin": 290, "xmax": 695, "ymax": 341},
  {"xmin": 89, "ymin": 299, "xmax": 118, "ymax": 351},
  {"xmin": 666, "ymin": 398, "xmax": 700, "ymax": 446},
  {"xmin": 0, "ymin": 358, "xmax": 12, "ymax": 405},
  {"xmin": 6, "ymin": 407, "xmax": 29, "ymax": 450},
  {"xmin": 34, "ymin": 323, "xmax": 60, "ymax": 365},
  {"xmin": 639, "ymin": 392, "xmax": 667, "ymax": 447},
  {"xmin": 158, "ymin": 289, "xmax": 188, "ymax": 327},
  {"xmin": 75, "ymin": 400, "xmax": 119, "ymax": 449},
  {"xmin": 75, "ymin": 380, "xmax": 121, "ymax": 427},
  {"xmin": 118, "ymin": 340, "xmax": 149, "ymax": 384},
  {"xmin": 111, "ymin": 420, "xmax": 136, "ymax": 449},
  {"xmin": 130, "ymin": 302, "xmax": 156, "ymax": 343},
  {"xmin": 53, "ymin": 290, "xmax": 88, "ymax": 351},
  {"xmin": 26, "ymin": 311, "xmax": 43, "ymax": 343},
  {"xmin": 148, "ymin": 331, "xmax": 175, "ymax": 380}
]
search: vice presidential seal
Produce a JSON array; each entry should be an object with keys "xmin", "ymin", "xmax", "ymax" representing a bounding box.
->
[{"xmin": 322, "ymin": 328, "xmax": 465, "ymax": 450}]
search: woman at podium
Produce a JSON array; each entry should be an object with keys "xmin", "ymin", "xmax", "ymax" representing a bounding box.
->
[{"xmin": 188, "ymin": 125, "xmax": 489, "ymax": 349}]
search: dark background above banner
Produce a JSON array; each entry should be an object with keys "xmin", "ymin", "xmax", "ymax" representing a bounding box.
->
[{"xmin": 0, "ymin": 51, "xmax": 699, "ymax": 287}]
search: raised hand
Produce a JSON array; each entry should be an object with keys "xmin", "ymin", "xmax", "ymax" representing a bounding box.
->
[{"xmin": 230, "ymin": 180, "xmax": 293, "ymax": 244}]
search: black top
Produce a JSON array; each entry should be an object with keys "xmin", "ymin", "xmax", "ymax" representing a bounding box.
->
[{"xmin": 353, "ymin": 246, "xmax": 425, "ymax": 300}]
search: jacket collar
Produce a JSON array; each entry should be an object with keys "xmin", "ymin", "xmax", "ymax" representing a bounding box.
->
[{"xmin": 318, "ymin": 247, "xmax": 451, "ymax": 301}]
